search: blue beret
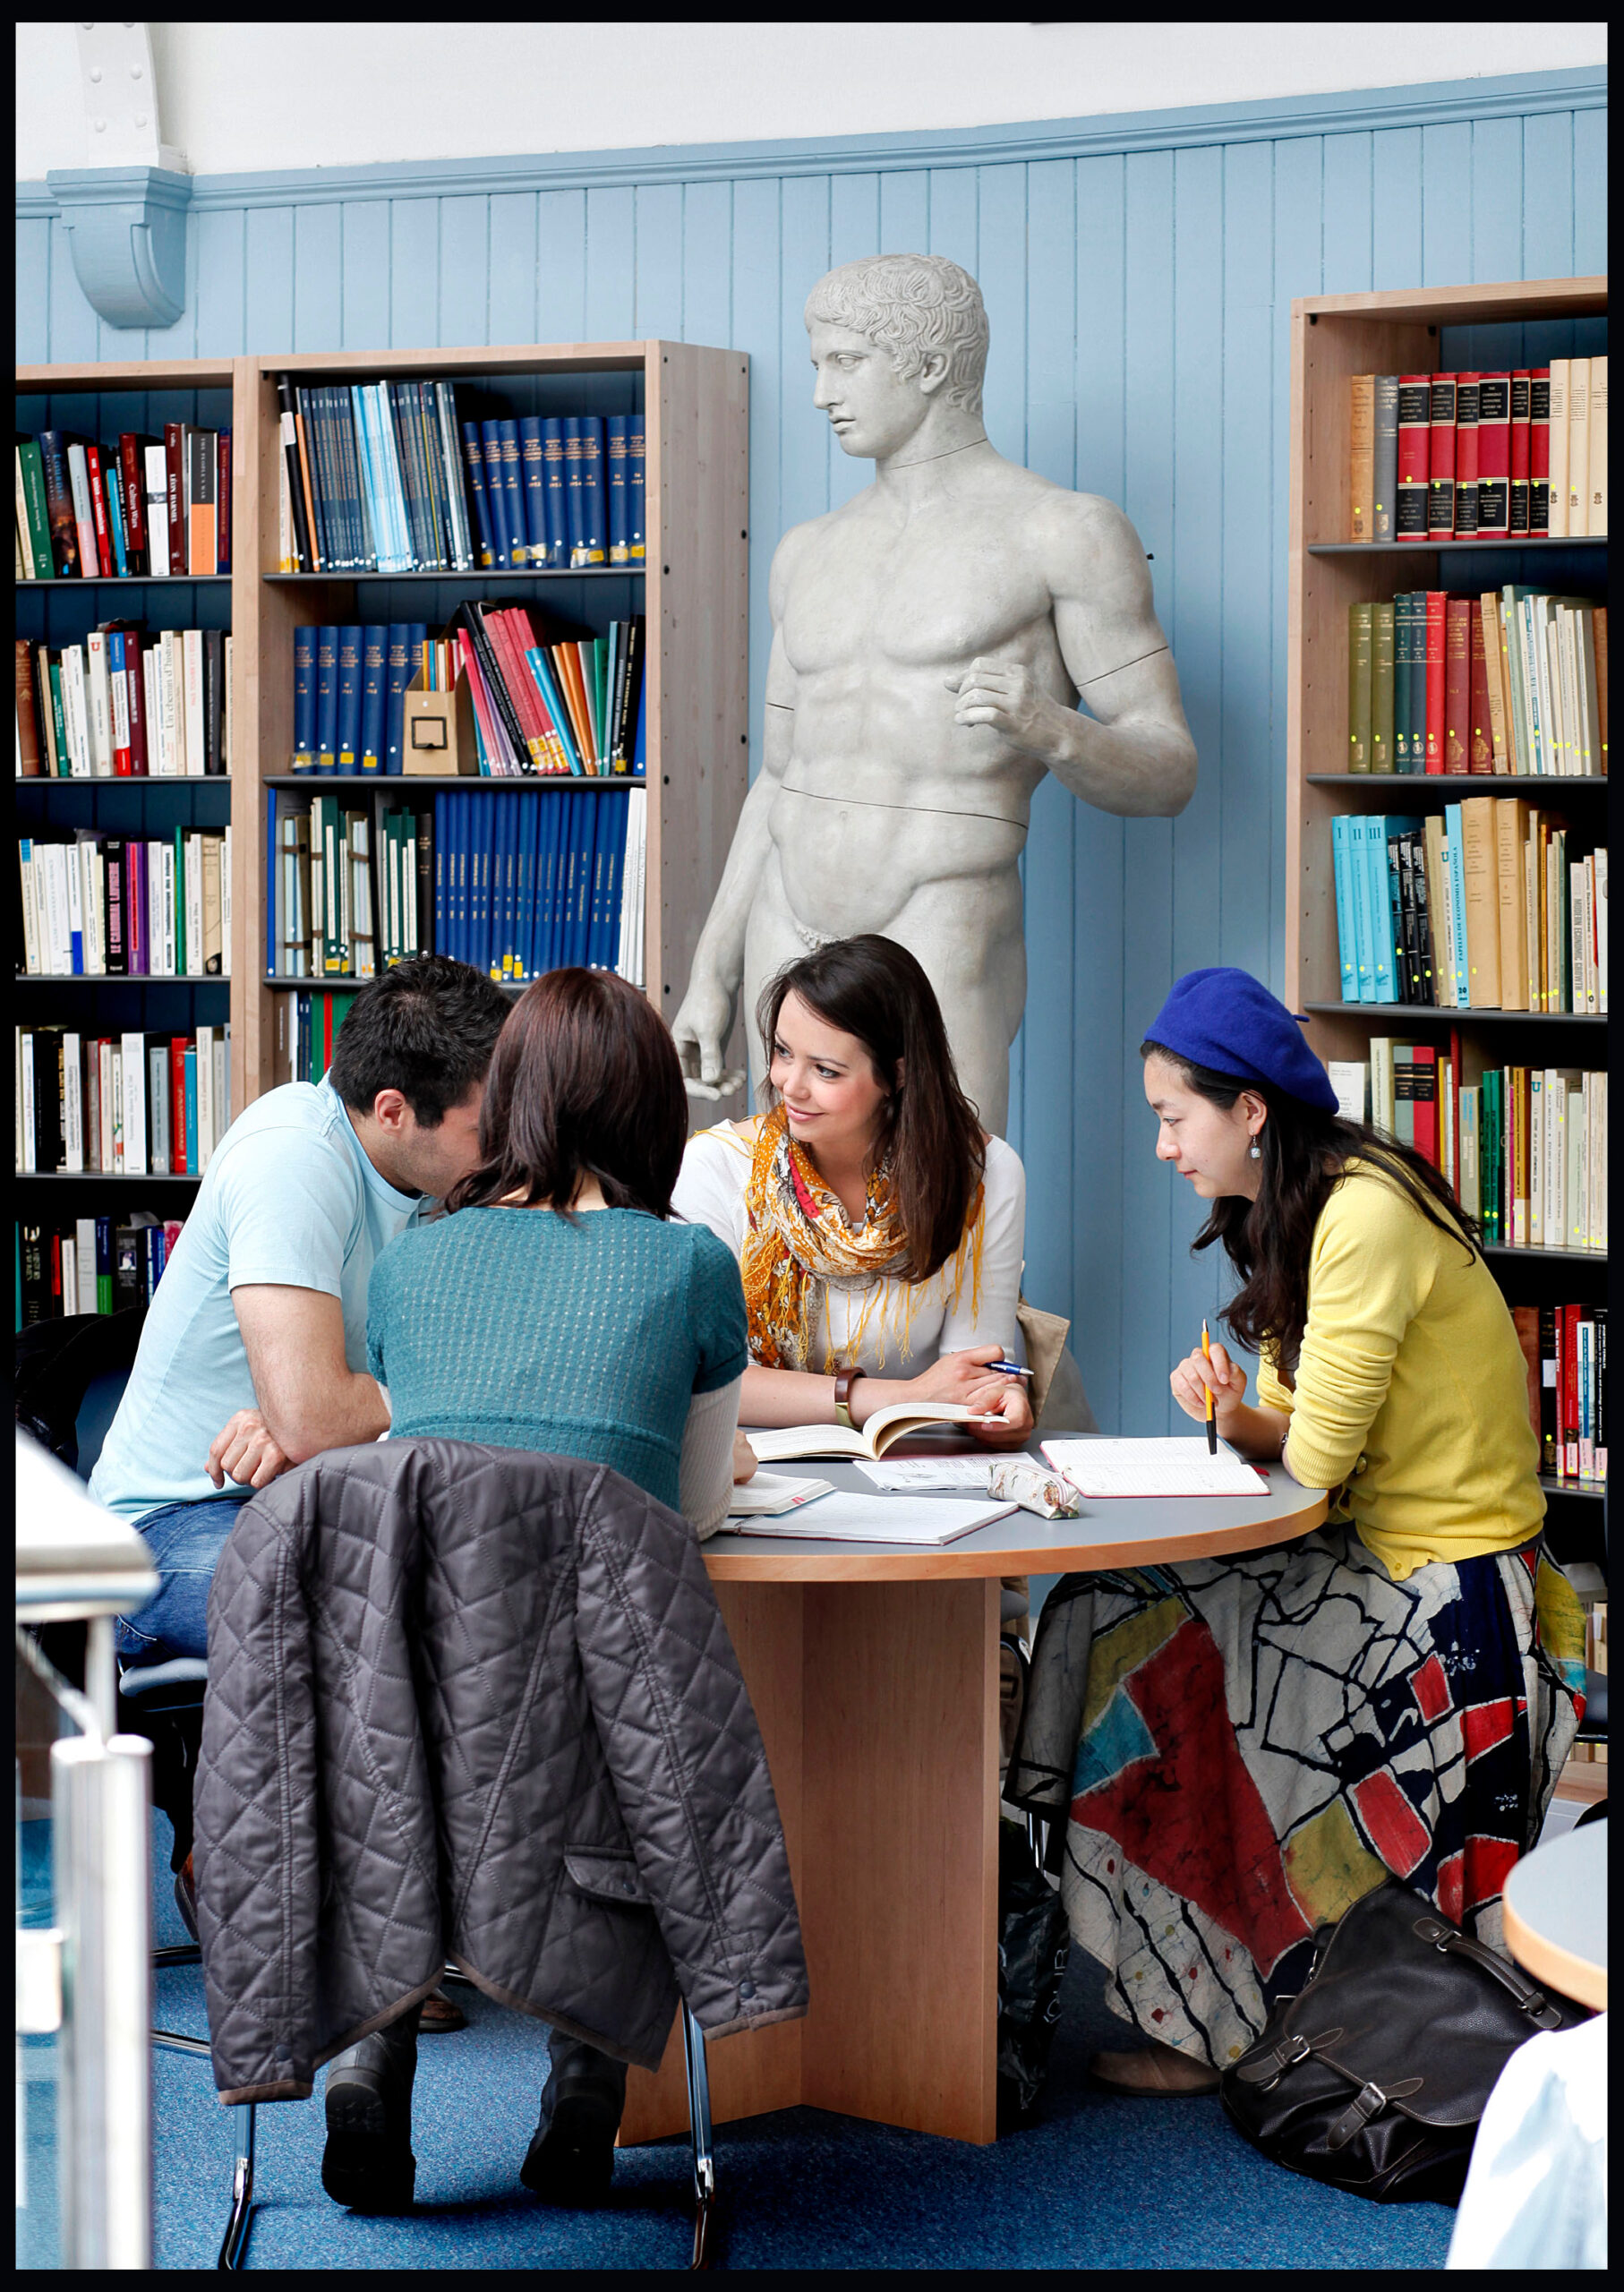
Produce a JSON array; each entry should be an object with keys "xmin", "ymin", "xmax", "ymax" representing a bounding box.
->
[{"xmin": 1143, "ymin": 967, "xmax": 1338, "ymax": 1113}]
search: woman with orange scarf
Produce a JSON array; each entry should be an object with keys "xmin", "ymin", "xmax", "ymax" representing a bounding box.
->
[{"xmin": 672, "ymin": 935, "xmax": 1032, "ymax": 1444}]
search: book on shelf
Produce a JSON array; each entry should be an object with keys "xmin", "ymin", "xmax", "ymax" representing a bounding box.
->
[
  {"xmin": 17, "ymin": 829, "xmax": 231, "ymax": 981},
  {"xmin": 1346, "ymin": 592, "xmax": 1605, "ymax": 778},
  {"xmin": 15, "ymin": 625, "xmax": 232, "ymax": 778},
  {"xmin": 1511, "ymin": 1304, "xmax": 1608, "ymax": 1485},
  {"xmin": 286, "ymin": 611, "xmax": 645, "ymax": 779},
  {"xmin": 1330, "ymin": 805, "xmax": 1605, "ymax": 1013},
  {"xmin": 15, "ymin": 424, "xmax": 230, "ymax": 578},
  {"xmin": 15, "ymin": 1209, "xmax": 184, "ymax": 1325},
  {"xmin": 264, "ymin": 781, "xmax": 647, "ymax": 988},
  {"xmin": 273, "ymin": 376, "xmax": 646, "ymax": 577},
  {"xmin": 1349, "ymin": 363, "xmax": 1607, "ymax": 541},
  {"xmin": 14, "ymin": 1025, "xmax": 229, "ymax": 1176},
  {"xmin": 1344, "ymin": 1040, "xmax": 1605, "ymax": 1257}
]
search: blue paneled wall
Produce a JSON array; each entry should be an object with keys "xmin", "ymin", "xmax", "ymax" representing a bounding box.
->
[{"xmin": 18, "ymin": 70, "xmax": 1606, "ymax": 1429}]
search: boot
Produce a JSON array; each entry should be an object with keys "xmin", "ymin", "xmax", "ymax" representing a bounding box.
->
[
  {"xmin": 322, "ymin": 2003, "xmax": 423, "ymax": 2211},
  {"xmin": 520, "ymin": 2032, "xmax": 628, "ymax": 2206}
]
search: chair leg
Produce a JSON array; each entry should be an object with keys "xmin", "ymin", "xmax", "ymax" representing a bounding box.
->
[
  {"xmin": 217, "ymin": 2103, "xmax": 257, "ymax": 2271},
  {"xmin": 680, "ymin": 2004, "xmax": 716, "ymax": 2271}
]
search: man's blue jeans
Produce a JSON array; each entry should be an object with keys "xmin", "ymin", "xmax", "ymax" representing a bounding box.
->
[{"xmin": 115, "ymin": 1489, "xmax": 256, "ymax": 1663}]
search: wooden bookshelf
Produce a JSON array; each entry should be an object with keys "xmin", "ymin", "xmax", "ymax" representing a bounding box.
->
[
  {"xmin": 1284, "ymin": 277, "xmax": 1609, "ymax": 1563},
  {"xmin": 234, "ymin": 340, "xmax": 749, "ymax": 1105},
  {"xmin": 18, "ymin": 345, "xmax": 749, "ymax": 1123}
]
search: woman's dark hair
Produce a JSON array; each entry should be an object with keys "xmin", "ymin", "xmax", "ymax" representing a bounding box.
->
[
  {"xmin": 448, "ymin": 968, "xmax": 688, "ymax": 1219},
  {"xmin": 1141, "ymin": 1039, "xmax": 1483, "ymax": 1378},
  {"xmin": 756, "ymin": 934, "xmax": 985, "ymax": 1283},
  {"xmin": 328, "ymin": 953, "xmax": 511, "ymax": 1126}
]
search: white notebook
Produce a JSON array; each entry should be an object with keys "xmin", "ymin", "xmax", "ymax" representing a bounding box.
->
[
  {"xmin": 725, "ymin": 1472, "xmax": 834, "ymax": 1518},
  {"xmin": 723, "ymin": 1492, "xmax": 1016, "ymax": 1546},
  {"xmin": 1041, "ymin": 1437, "xmax": 1269, "ymax": 1498}
]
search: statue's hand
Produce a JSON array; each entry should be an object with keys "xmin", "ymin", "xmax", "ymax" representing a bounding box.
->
[
  {"xmin": 672, "ymin": 971, "xmax": 747, "ymax": 1100},
  {"xmin": 945, "ymin": 657, "xmax": 1068, "ymax": 762}
]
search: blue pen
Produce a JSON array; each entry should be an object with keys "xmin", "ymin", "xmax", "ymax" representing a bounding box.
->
[{"xmin": 987, "ymin": 1359, "xmax": 1032, "ymax": 1377}]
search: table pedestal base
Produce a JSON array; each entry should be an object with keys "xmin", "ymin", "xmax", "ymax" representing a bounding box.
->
[{"xmin": 620, "ymin": 1576, "xmax": 1000, "ymax": 2147}]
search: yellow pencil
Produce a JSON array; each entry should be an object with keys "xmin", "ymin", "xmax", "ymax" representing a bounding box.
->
[{"xmin": 1201, "ymin": 1319, "xmax": 1218, "ymax": 1455}]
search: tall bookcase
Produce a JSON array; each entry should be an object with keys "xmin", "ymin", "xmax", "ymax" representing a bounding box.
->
[
  {"xmin": 15, "ymin": 357, "xmax": 244, "ymax": 1261},
  {"xmin": 16, "ymin": 342, "xmax": 751, "ymax": 1310},
  {"xmin": 1285, "ymin": 275, "xmax": 1608, "ymax": 1578}
]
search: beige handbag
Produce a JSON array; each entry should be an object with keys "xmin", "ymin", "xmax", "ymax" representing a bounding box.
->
[{"xmin": 1014, "ymin": 1295, "xmax": 1071, "ymax": 1426}]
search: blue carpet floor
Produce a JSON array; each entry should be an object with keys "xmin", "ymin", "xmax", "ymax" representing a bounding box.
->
[{"xmin": 90, "ymin": 1819, "xmax": 1454, "ymax": 2271}]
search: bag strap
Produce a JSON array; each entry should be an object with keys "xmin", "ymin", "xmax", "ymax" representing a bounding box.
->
[{"xmin": 1412, "ymin": 1916, "xmax": 1565, "ymax": 2030}]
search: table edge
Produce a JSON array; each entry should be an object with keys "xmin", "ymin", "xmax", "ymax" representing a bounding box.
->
[
  {"xmin": 702, "ymin": 1490, "xmax": 1330, "ymax": 1580},
  {"xmin": 1502, "ymin": 1891, "xmax": 1608, "ymax": 2014}
]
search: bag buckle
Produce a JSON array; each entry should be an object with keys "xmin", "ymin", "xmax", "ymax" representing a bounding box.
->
[
  {"xmin": 1326, "ymin": 2080, "xmax": 1387, "ymax": 2150},
  {"xmin": 1235, "ymin": 2030, "xmax": 1313, "ymax": 2091}
]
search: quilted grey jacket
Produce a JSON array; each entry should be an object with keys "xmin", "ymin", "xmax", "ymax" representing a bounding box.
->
[{"xmin": 193, "ymin": 1438, "xmax": 808, "ymax": 2105}]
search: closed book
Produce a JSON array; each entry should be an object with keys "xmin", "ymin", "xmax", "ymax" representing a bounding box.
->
[
  {"xmin": 17, "ymin": 436, "xmax": 55, "ymax": 577},
  {"xmin": 216, "ymin": 430, "xmax": 232, "ymax": 573},
  {"xmin": 1587, "ymin": 355, "xmax": 1608, "ymax": 536},
  {"xmin": 122, "ymin": 626, "xmax": 150, "ymax": 778},
  {"xmin": 1452, "ymin": 373, "xmax": 1481, "ymax": 537},
  {"xmin": 1423, "ymin": 813, "xmax": 1452, "ymax": 1008},
  {"xmin": 1494, "ymin": 798, "xmax": 1530, "ymax": 1011},
  {"xmin": 627, "ymin": 413, "xmax": 645, "ymax": 561},
  {"xmin": 85, "ymin": 444, "xmax": 115, "ymax": 576},
  {"xmin": 202, "ymin": 628, "xmax": 225, "ymax": 775},
  {"xmin": 1347, "ymin": 374, "xmax": 1375, "ymax": 539},
  {"xmin": 1426, "ymin": 374, "xmax": 1457, "ymax": 537},
  {"xmin": 1458, "ymin": 796, "xmax": 1502, "ymax": 1007},
  {"xmin": 1346, "ymin": 604, "xmax": 1372, "ymax": 771},
  {"xmin": 107, "ymin": 631, "xmax": 132, "ymax": 776},
  {"xmin": 1423, "ymin": 592, "xmax": 1447, "ymax": 773},
  {"xmin": 1566, "ymin": 358, "xmax": 1590, "ymax": 537},
  {"xmin": 65, "ymin": 441, "xmax": 99, "ymax": 578},
  {"xmin": 433, "ymin": 384, "xmax": 473, "ymax": 571},
  {"xmin": 1370, "ymin": 814, "xmax": 1421, "ymax": 1004},
  {"xmin": 562, "ymin": 418, "xmax": 585, "ymax": 566},
  {"xmin": 477, "ymin": 420, "xmax": 511, "ymax": 571},
  {"xmin": 1466, "ymin": 605, "xmax": 1493, "ymax": 773},
  {"xmin": 315, "ymin": 625, "xmax": 339, "ymax": 775},
  {"xmin": 291, "ymin": 624, "xmax": 318, "ymax": 770},
  {"xmin": 103, "ymin": 454, "xmax": 129, "ymax": 575},
  {"xmin": 497, "ymin": 418, "xmax": 526, "ymax": 570},
  {"xmin": 1392, "ymin": 593, "xmax": 1414, "ymax": 771},
  {"xmin": 538, "ymin": 419, "xmax": 570, "ymax": 570},
  {"xmin": 1408, "ymin": 589, "xmax": 1430, "ymax": 772},
  {"xmin": 1329, "ymin": 818, "xmax": 1352, "ymax": 998},
  {"xmin": 36, "ymin": 431, "xmax": 81, "ymax": 577},
  {"xmin": 276, "ymin": 378, "xmax": 313, "ymax": 572},
  {"xmin": 1443, "ymin": 596, "xmax": 1471, "ymax": 774},
  {"xmin": 1443, "ymin": 801, "xmax": 1471, "ymax": 1005},
  {"xmin": 15, "ymin": 643, "xmax": 42, "ymax": 775},
  {"xmin": 1479, "ymin": 594, "xmax": 1510, "ymax": 772},
  {"xmin": 335, "ymin": 624, "xmax": 363, "ymax": 772},
  {"xmin": 519, "ymin": 416, "xmax": 549, "ymax": 566},
  {"xmin": 142, "ymin": 442, "xmax": 170, "ymax": 577},
  {"xmin": 578, "ymin": 417, "xmax": 607, "ymax": 566},
  {"xmin": 1528, "ymin": 367, "xmax": 1551, "ymax": 536},
  {"xmin": 358, "ymin": 623, "xmax": 387, "ymax": 774},
  {"xmin": 163, "ymin": 422, "xmax": 185, "ymax": 580},
  {"xmin": 606, "ymin": 414, "xmax": 630, "ymax": 562},
  {"xmin": 1475, "ymin": 373, "xmax": 1511, "ymax": 537},
  {"xmin": 461, "ymin": 421, "xmax": 496, "ymax": 569},
  {"xmin": 1508, "ymin": 371, "xmax": 1531, "ymax": 537}
]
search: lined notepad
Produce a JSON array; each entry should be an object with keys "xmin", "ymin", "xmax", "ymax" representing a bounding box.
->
[
  {"xmin": 1041, "ymin": 1438, "xmax": 1269, "ymax": 1498},
  {"xmin": 723, "ymin": 1493, "xmax": 1016, "ymax": 1546}
]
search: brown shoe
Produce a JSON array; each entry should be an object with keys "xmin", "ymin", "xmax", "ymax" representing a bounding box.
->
[
  {"xmin": 419, "ymin": 1988, "xmax": 467, "ymax": 2035},
  {"xmin": 1088, "ymin": 2041, "xmax": 1220, "ymax": 2096}
]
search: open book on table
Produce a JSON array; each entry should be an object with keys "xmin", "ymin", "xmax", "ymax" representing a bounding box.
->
[{"xmin": 745, "ymin": 1401, "xmax": 997, "ymax": 1466}]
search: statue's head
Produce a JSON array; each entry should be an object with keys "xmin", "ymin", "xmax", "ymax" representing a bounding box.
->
[{"xmin": 804, "ymin": 253, "xmax": 988, "ymax": 458}]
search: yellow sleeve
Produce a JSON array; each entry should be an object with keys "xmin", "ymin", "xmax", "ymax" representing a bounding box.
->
[
  {"xmin": 1282, "ymin": 1173, "xmax": 1438, "ymax": 1493},
  {"xmin": 1254, "ymin": 1344, "xmax": 1292, "ymax": 1415}
]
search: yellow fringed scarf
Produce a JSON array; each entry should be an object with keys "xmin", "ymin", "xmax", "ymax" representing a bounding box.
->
[{"xmin": 739, "ymin": 1106, "xmax": 985, "ymax": 1373}]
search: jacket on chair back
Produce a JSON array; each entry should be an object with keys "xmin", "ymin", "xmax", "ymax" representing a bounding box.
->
[{"xmin": 192, "ymin": 1437, "xmax": 808, "ymax": 2105}]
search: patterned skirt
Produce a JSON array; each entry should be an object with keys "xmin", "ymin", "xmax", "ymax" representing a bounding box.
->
[{"xmin": 1007, "ymin": 1525, "xmax": 1587, "ymax": 2071}]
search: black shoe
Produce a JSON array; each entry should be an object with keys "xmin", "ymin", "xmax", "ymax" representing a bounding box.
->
[
  {"xmin": 322, "ymin": 2016, "xmax": 420, "ymax": 2213},
  {"xmin": 520, "ymin": 2037, "xmax": 626, "ymax": 2207}
]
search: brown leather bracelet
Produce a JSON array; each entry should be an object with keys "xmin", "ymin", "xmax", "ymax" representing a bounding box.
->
[{"xmin": 833, "ymin": 1364, "xmax": 866, "ymax": 1431}]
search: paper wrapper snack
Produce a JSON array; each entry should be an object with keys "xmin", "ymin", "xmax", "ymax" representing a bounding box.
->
[{"xmin": 987, "ymin": 1458, "xmax": 1080, "ymax": 1518}]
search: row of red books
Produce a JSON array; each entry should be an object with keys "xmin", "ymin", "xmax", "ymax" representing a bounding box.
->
[
  {"xmin": 16, "ymin": 423, "xmax": 230, "ymax": 581},
  {"xmin": 1348, "ymin": 359, "xmax": 1609, "ymax": 542}
]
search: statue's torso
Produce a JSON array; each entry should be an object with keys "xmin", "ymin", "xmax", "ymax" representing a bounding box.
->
[{"xmin": 768, "ymin": 465, "xmax": 1073, "ymax": 934}]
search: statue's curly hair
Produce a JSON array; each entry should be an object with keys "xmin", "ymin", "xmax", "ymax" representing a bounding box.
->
[{"xmin": 804, "ymin": 253, "xmax": 988, "ymax": 416}]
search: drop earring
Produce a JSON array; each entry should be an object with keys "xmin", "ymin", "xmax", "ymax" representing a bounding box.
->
[{"xmin": 1248, "ymin": 1138, "xmax": 1261, "ymax": 1160}]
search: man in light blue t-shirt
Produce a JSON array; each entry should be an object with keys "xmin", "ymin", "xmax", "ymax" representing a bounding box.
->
[{"xmin": 96, "ymin": 955, "xmax": 511, "ymax": 1666}]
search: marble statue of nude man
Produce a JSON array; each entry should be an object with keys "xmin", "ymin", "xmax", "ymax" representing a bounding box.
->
[{"xmin": 671, "ymin": 252, "xmax": 1197, "ymax": 1136}]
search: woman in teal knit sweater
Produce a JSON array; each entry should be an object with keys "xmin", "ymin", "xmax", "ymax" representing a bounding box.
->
[{"xmin": 325, "ymin": 968, "xmax": 748, "ymax": 2221}]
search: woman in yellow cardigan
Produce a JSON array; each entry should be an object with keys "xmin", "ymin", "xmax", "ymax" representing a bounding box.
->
[{"xmin": 1009, "ymin": 969, "xmax": 1586, "ymax": 2097}]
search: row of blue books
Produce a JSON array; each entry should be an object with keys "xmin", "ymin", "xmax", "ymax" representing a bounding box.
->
[
  {"xmin": 432, "ymin": 788, "xmax": 646, "ymax": 985},
  {"xmin": 276, "ymin": 374, "xmax": 646, "ymax": 576}
]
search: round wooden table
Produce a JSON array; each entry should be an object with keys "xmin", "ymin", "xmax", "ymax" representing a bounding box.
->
[
  {"xmin": 622, "ymin": 1448, "xmax": 1328, "ymax": 2149},
  {"xmin": 1503, "ymin": 1817, "xmax": 1607, "ymax": 2013}
]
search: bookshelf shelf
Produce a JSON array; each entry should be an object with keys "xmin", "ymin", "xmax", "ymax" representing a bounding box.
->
[
  {"xmin": 1286, "ymin": 278, "xmax": 1608, "ymax": 1544},
  {"xmin": 18, "ymin": 573, "xmax": 233, "ymax": 587},
  {"xmin": 14, "ymin": 1171, "xmax": 202, "ymax": 1188},
  {"xmin": 262, "ymin": 569, "xmax": 643, "ymax": 585},
  {"xmin": 1303, "ymin": 1002, "xmax": 1605, "ymax": 1030},
  {"xmin": 262, "ymin": 774, "xmax": 646, "ymax": 792},
  {"xmin": 1538, "ymin": 1475, "xmax": 1607, "ymax": 1502},
  {"xmin": 1306, "ymin": 774, "xmax": 1607, "ymax": 795},
  {"xmin": 1308, "ymin": 538, "xmax": 1608, "ymax": 556},
  {"xmin": 15, "ymin": 975, "xmax": 230, "ymax": 988}
]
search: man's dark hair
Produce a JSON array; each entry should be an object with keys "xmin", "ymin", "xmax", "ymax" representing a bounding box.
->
[{"xmin": 327, "ymin": 954, "xmax": 511, "ymax": 1127}]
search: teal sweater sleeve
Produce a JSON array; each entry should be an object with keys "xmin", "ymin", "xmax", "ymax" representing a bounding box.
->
[{"xmin": 688, "ymin": 1227, "xmax": 748, "ymax": 1395}]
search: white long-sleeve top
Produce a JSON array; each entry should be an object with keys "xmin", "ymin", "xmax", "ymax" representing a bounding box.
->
[{"xmin": 671, "ymin": 1122, "xmax": 1027, "ymax": 1378}]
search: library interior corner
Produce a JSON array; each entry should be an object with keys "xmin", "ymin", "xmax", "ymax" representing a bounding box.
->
[{"xmin": 15, "ymin": 21, "xmax": 1608, "ymax": 2275}]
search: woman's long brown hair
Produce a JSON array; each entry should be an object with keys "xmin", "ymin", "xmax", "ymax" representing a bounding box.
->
[
  {"xmin": 757, "ymin": 935, "xmax": 986, "ymax": 1283},
  {"xmin": 1142, "ymin": 1040, "xmax": 1483, "ymax": 1378}
]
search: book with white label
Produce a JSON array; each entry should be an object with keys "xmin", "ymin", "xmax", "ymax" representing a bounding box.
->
[
  {"xmin": 745, "ymin": 1401, "xmax": 999, "ymax": 1466},
  {"xmin": 1041, "ymin": 1437, "xmax": 1271, "ymax": 1498},
  {"xmin": 725, "ymin": 1473, "xmax": 834, "ymax": 1518},
  {"xmin": 724, "ymin": 1491, "xmax": 1016, "ymax": 1547}
]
